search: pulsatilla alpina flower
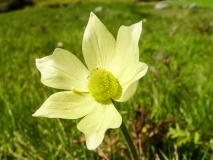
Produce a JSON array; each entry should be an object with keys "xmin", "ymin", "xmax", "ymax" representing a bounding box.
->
[{"xmin": 33, "ymin": 12, "xmax": 148, "ymax": 150}]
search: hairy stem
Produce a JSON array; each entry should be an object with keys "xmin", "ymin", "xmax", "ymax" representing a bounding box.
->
[{"xmin": 120, "ymin": 121, "xmax": 140, "ymax": 160}]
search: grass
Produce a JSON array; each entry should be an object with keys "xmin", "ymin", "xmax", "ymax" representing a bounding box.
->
[
  {"xmin": 168, "ymin": 0, "xmax": 213, "ymax": 7},
  {"xmin": 0, "ymin": 1, "xmax": 213, "ymax": 159}
]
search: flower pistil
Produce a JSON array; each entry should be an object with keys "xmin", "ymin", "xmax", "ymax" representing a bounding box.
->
[{"xmin": 87, "ymin": 68, "xmax": 120, "ymax": 102}]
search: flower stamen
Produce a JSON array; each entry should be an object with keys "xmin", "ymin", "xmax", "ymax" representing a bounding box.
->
[{"xmin": 87, "ymin": 68, "xmax": 120, "ymax": 102}]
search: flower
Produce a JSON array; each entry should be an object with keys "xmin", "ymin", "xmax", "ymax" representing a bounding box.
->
[{"xmin": 33, "ymin": 12, "xmax": 148, "ymax": 150}]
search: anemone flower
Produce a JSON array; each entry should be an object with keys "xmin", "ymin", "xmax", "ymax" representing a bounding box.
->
[{"xmin": 33, "ymin": 12, "xmax": 148, "ymax": 150}]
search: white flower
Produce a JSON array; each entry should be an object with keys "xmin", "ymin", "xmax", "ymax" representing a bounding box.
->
[{"xmin": 33, "ymin": 12, "xmax": 148, "ymax": 150}]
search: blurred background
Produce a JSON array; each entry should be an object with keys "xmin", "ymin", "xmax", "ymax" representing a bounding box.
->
[
  {"xmin": 0, "ymin": 0, "xmax": 213, "ymax": 159},
  {"xmin": 1, "ymin": 0, "xmax": 213, "ymax": 12}
]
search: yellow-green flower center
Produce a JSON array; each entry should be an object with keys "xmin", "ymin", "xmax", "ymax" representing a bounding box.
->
[{"xmin": 87, "ymin": 68, "xmax": 119, "ymax": 102}]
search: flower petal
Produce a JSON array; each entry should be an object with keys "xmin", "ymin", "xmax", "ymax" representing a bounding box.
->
[
  {"xmin": 83, "ymin": 12, "xmax": 116, "ymax": 71},
  {"xmin": 117, "ymin": 81, "xmax": 139, "ymax": 102},
  {"xmin": 116, "ymin": 62, "xmax": 148, "ymax": 102},
  {"xmin": 32, "ymin": 91, "xmax": 96, "ymax": 119},
  {"xmin": 77, "ymin": 102, "xmax": 122, "ymax": 150},
  {"xmin": 112, "ymin": 21, "xmax": 142, "ymax": 85},
  {"xmin": 36, "ymin": 48, "xmax": 89, "ymax": 90}
]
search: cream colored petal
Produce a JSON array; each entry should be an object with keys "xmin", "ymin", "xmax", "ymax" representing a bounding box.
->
[
  {"xmin": 32, "ymin": 91, "xmax": 96, "ymax": 119},
  {"xmin": 116, "ymin": 62, "xmax": 148, "ymax": 102},
  {"xmin": 36, "ymin": 48, "xmax": 89, "ymax": 91},
  {"xmin": 117, "ymin": 81, "xmax": 139, "ymax": 102},
  {"xmin": 112, "ymin": 21, "xmax": 142, "ymax": 85},
  {"xmin": 77, "ymin": 102, "xmax": 122, "ymax": 150},
  {"xmin": 83, "ymin": 12, "xmax": 116, "ymax": 71}
]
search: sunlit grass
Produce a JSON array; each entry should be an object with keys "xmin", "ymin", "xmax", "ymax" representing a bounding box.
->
[
  {"xmin": 168, "ymin": 0, "xmax": 213, "ymax": 7},
  {"xmin": 0, "ymin": 1, "xmax": 213, "ymax": 159}
]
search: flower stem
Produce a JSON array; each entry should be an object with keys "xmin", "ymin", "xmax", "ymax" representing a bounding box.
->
[{"xmin": 120, "ymin": 121, "xmax": 140, "ymax": 160}]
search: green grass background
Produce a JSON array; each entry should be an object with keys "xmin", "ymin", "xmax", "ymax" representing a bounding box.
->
[
  {"xmin": 168, "ymin": 0, "xmax": 213, "ymax": 7},
  {"xmin": 0, "ymin": 0, "xmax": 213, "ymax": 159}
]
